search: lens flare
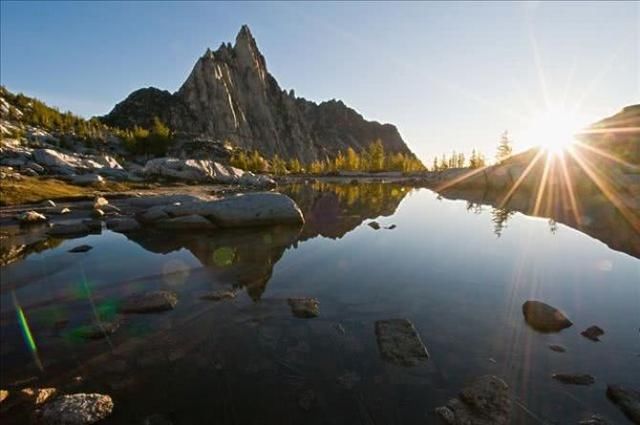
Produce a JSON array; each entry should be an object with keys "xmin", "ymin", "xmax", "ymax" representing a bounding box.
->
[{"xmin": 12, "ymin": 291, "xmax": 43, "ymax": 371}]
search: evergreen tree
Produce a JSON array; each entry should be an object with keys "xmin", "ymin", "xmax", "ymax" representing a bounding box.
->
[{"xmin": 496, "ymin": 130, "xmax": 513, "ymax": 163}]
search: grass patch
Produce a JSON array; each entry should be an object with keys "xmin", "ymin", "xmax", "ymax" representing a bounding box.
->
[{"xmin": 0, "ymin": 176, "xmax": 150, "ymax": 206}]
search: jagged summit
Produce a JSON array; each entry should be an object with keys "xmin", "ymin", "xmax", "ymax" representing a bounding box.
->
[{"xmin": 102, "ymin": 25, "xmax": 416, "ymax": 163}]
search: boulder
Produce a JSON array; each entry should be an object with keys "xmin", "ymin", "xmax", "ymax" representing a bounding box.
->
[
  {"xmin": 93, "ymin": 196, "xmax": 109, "ymax": 209},
  {"xmin": 606, "ymin": 384, "xmax": 640, "ymax": 424},
  {"xmin": 435, "ymin": 375, "xmax": 511, "ymax": 425},
  {"xmin": 155, "ymin": 215, "xmax": 216, "ymax": 230},
  {"xmin": 552, "ymin": 374, "xmax": 595, "ymax": 385},
  {"xmin": 374, "ymin": 319, "xmax": 429, "ymax": 366},
  {"xmin": 522, "ymin": 300, "xmax": 572, "ymax": 332},
  {"xmin": 287, "ymin": 297, "xmax": 319, "ymax": 318},
  {"xmin": 119, "ymin": 291, "xmax": 178, "ymax": 313},
  {"xmin": 166, "ymin": 192, "xmax": 304, "ymax": 227},
  {"xmin": 143, "ymin": 157, "xmax": 243, "ymax": 182},
  {"xmin": 239, "ymin": 172, "xmax": 276, "ymax": 188},
  {"xmin": 16, "ymin": 210, "xmax": 47, "ymax": 225},
  {"xmin": 368, "ymin": 221, "xmax": 381, "ymax": 230},
  {"xmin": 37, "ymin": 393, "xmax": 113, "ymax": 425},
  {"xmin": 106, "ymin": 217, "xmax": 140, "ymax": 233},
  {"xmin": 138, "ymin": 206, "xmax": 170, "ymax": 223}
]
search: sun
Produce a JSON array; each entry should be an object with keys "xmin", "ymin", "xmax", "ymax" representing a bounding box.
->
[{"xmin": 523, "ymin": 107, "xmax": 584, "ymax": 155}]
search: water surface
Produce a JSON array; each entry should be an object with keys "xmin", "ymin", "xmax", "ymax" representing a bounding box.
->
[{"xmin": 1, "ymin": 182, "xmax": 638, "ymax": 424}]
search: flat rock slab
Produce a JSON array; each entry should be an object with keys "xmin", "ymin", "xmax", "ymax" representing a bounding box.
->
[
  {"xmin": 37, "ymin": 393, "xmax": 113, "ymax": 424},
  {"xmin": 435, "ymin": 375, "xmax": 511, "ymax": 425},
  {"xmin": 581, "ymin": 325, "xmax": 605, "ymax": 341},
  {"xmin": 374, "ymin": 319, "xmax": 429, "ymax": 366},
  {"xmin": 552, "ymin": 373, "xmax": 595, "ymax": 385},
  {"xmin": 287, "ymin": 297, "xmax": 319, "ymax": 318},
  {"xmin": 607, "ymin": 384, "xmax": 640, "ymax": 424},
  {"xmin": 156, "ymin": 215, "xmax": 216, "ymax": 230},
  {"xmin": 200, "ymin": 289, "xmax": 237, "ymax": 301},
  {"xmin": 119, "ymin": 291, "xmax": 178, "ymax": 314},
  {"xmin": 522, "ymin": 300, "xmax": 572, "ymax": 332},
  {"xmin": 68, "ymin": 245, "xmax": 93, "ymax": 253}
]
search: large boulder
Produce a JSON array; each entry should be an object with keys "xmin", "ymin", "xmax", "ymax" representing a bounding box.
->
[
  {"xmin": 522, "ymin": 300, "xmax": 573, "ymax": 332},
  {"xmin": 165, "ymin": 192, "xmax": 304, "ymax": 227},
  {"xmin": 32, "ymin": 148, "xmax": 124, "ymax": 176},
  {"xmin": 37, "ymin": 393, "xmax": 114, "ymax": 424}
]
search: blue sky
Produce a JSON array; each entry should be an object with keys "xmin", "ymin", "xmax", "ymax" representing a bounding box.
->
[{"xmin": 1, "ymin": 1, "xmax": 638, "ymax": 162}]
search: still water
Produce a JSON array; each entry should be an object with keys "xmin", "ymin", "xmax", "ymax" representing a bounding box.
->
[{"xmin": 1, "ymin": 183, "xmax": 638, "ymax": 424}]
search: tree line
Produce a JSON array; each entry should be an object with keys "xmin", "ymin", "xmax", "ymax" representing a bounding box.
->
[{"xmin": 231, "ymin": 139, "xmax": 426, "ymax": 175}]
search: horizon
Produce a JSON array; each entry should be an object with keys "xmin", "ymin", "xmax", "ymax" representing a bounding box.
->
[{"xmin": 1, "ymin": 1, "xmax": 638, "ymax": 163}]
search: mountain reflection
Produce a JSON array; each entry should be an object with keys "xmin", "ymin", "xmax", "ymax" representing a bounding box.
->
[{"xmin": 124, "ymin": 182, "xmax": 410, "ymax": 299}]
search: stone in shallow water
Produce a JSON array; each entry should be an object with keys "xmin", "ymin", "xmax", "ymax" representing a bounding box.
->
[
  {"xmin": 37, "ymin": 393, "xmax": 113, "ymax": 425},
  {"xmin": 522, "ymin": 300, "xmax": 572, "ymax": 332},
  {"xmin": 606, "ymin": 384, "xmax": 640, "ymax": 424},
  {"xmin": 68, "ymin": 244, "xmax": 93, "ymax": 253},
  {"xmin": 579, "ymin": 415, "xmax": 611, "ymax": 425},
  {"xmin": 200, "ymin": 289, "xmax": 236, "ymax": 301},
  {"xmin": 548, "ymin": 344, "xmax": 567, "ymax": 353},
  {"xmin": 368, "ymin": 221, "xmax": 381, "ymax": 230},
  {"xmin": 287, "ymin": 297, "xmax": 319, "ymax": 318},
  {"xmin": 119, "ymin": 291, "xmax": 178, "ymax": 314},
  {"xmin": 552, "ymin": 373, "xmax": 595, "ymax": 385},
  {"xmin": 374, "ymin": 318, "xmax": 429, "ymax": 366},
  {"xmin": 20, "ymin": 387, "xmax": 57, "ymax": 405},
  {"xmin": 73, "ymin": 321, "xmax": 120, "ymax": 339},
  {"xmin": 17, "ymin": 210, "xmax": 47, "ymax": 225},
  {"xmin": 435, "ymin": 375, "xmax": 511, "ymax": 425},
  {"xmin": 581, "ymin": 325, "xmax": 605, "ymax": 341}
]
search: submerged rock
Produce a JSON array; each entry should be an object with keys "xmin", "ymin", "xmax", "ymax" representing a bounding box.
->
[
  {"xmin": 548, "ymin": 344, "xmax": 567, "ymax": 353},
  {"xmin": 435, "ymin": 375, "xmax": 511, "ymax": 425},
  {"xmin": 522, "ymin": 300, "xmax": 572, "ymax": 332},
  {"xmin": 287, "ymin": 297, "xmax": 319, "ymax": 318},
  {"xmin": 581, "ymin": 325, "xmax": 605, "ymax": 342},
  {"xmin": 606, "ymin": 384, "xmax": 640, "ymax": 424},
  {"xmin": 579, "ymin": 415, "xmax": 611, "ymax": 425},
  {"xmin": 17, "ymin": 210, "xmax": 47, "ymax": 225},
  {"xmin": 37, "ymin": 393, "xmax": 113, "ymax": 424},
  {"xmin": 73, "ymin": 321, "xmax": 120, "ymax": 339},
  {"xmin": 119, "ymin": 291, "xmax": 178, "ymax": 314},
  {"xmin": 156, "ymin": 215, "xmax": 216, "ymax": 230},
  {"xmin": 68, "ymin": 245, "xmax": 93, "ymax": 253},
  {"xmin": 368, "ymin": 221, "xmax": 381, "ymax": 230},
  {"xmin": 374, "ymin": 319, "xmax": 429, "ymax": 366},
  {"xmin": 552, "ymin": 373, "xmax": 595, "ymax": 386},
  {"xmin": 200, "ymin": 289, "xmax": 236, "ymax": 301}
]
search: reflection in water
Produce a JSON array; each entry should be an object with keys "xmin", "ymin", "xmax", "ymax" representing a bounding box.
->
[{"xmin": 0, "ymin": 182, "xmax": 638, "ymax": 425}]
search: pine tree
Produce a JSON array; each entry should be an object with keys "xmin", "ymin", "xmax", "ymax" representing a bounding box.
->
[{"xmin": 496, "ymin": 130, "xmax": 513, "ymax": 163}]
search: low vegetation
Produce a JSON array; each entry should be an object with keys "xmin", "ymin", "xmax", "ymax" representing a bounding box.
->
[{"xmin": 0, "ymin": 176, "xmax": 148, "ymax": 206}]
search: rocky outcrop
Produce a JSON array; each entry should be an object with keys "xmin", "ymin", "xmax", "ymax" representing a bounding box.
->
[{"xmin": 103, "ymin": 25, "xmax": 416, "ymax": 164}]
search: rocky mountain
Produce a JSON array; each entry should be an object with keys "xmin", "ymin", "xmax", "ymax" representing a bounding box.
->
[{"xmin": 102, "ymin": 25, "xmax": 415, "ymax": 164}]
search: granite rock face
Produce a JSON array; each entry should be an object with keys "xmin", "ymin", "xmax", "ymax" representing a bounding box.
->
[{"xmin": 103, "ymin": 25, "xmax": 416, "ymax": 164}]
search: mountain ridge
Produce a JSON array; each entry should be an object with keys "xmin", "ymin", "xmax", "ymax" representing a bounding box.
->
[{"xmin": 102, "ymin": 25, "xmax": 416, "ymax": 163}]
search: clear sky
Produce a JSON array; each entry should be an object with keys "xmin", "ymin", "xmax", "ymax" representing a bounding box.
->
[{"xmin": 1, "ymin": 1, "xmax": 638, "ymax": 163}]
